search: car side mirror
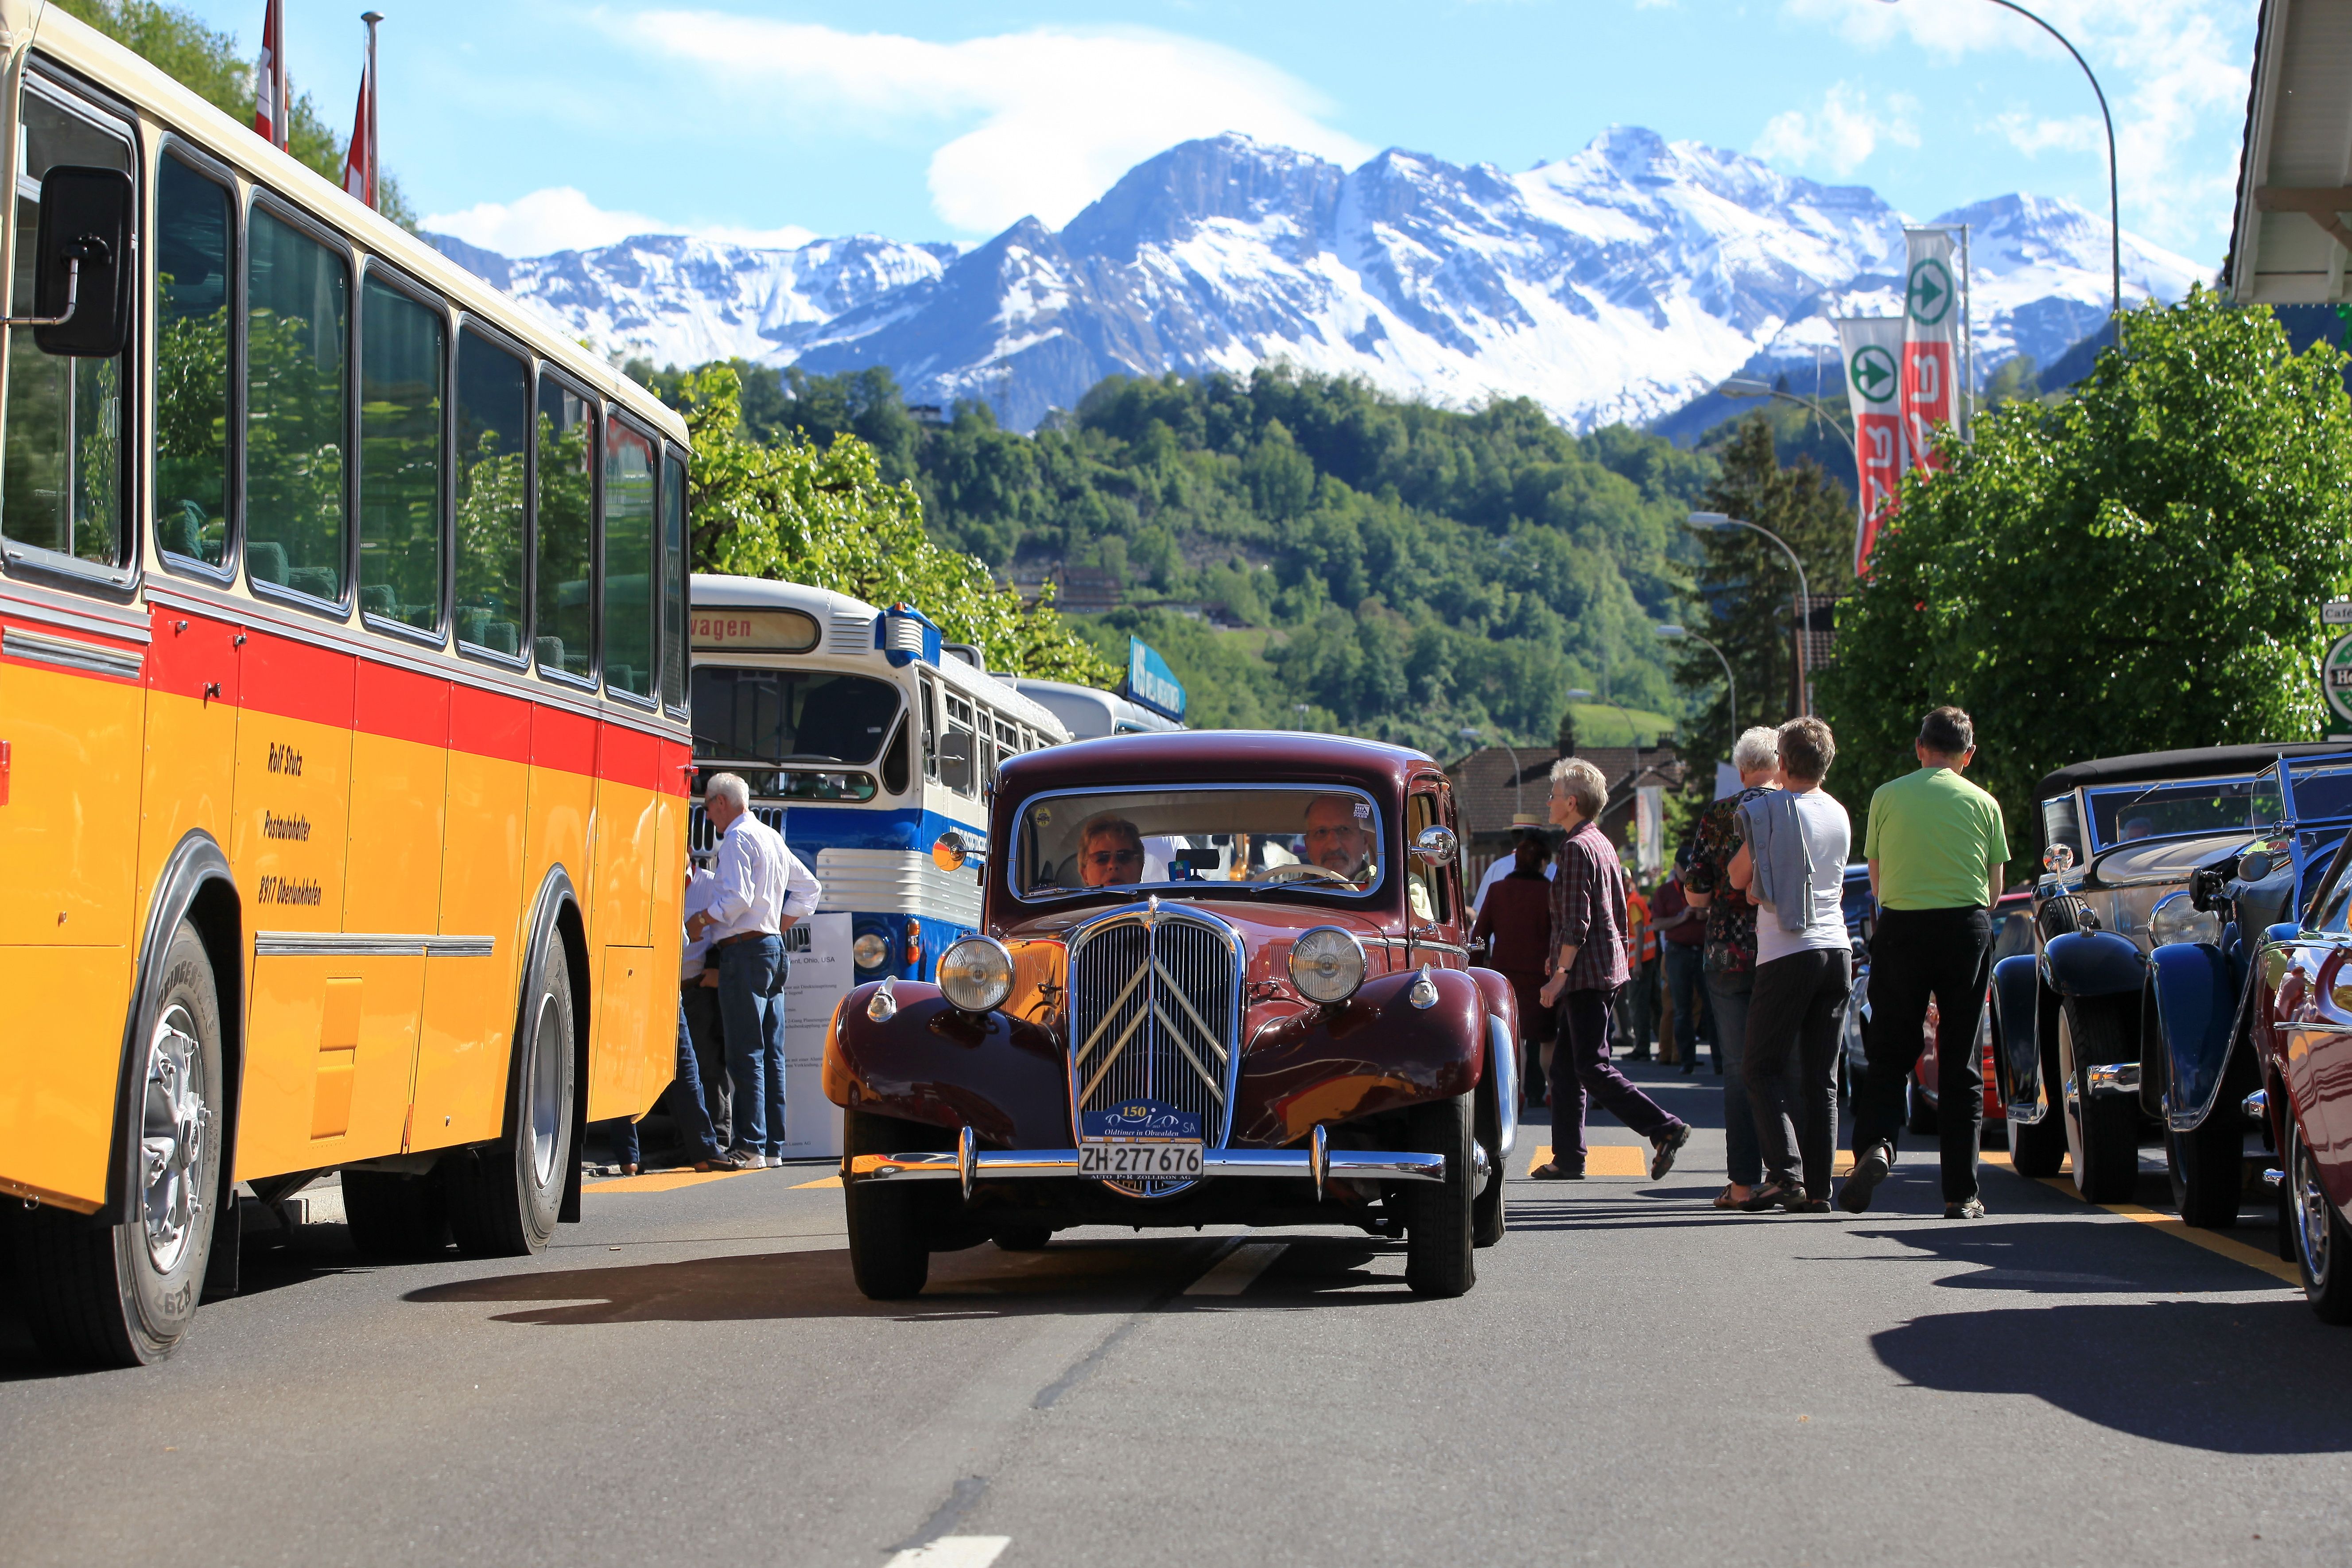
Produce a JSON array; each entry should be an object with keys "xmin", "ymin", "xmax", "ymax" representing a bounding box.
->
[
  {"xmin": 13, "ymin": 167, "xmax": 133, "ymax": 358},
  {"xmin": 932, "ymin": 829, "xmax": 986, "ymax": 873},
  {"xmin": 1410, "ymin": 824, "xmax": 1458, "ymax": 867}
]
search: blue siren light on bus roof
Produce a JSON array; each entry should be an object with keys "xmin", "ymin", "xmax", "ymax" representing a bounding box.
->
[
  {"xmin": 883, "ymin": 604, "xmax": 943, "ymax": 667},
  {"xmin": 1126, "ymin": 638, "xmax": 1186, "ymax": 722}
]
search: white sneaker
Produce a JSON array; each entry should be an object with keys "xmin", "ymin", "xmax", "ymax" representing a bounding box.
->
[
  {"xmin": 726, "ymin": 1147, "xmax": 764, "ymax": 1169},
  {"xmin": 757, "ymin": 1153, "xmax": 780, "ymax": 1169}
]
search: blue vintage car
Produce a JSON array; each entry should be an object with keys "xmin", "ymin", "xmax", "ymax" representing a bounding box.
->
[{"xmin": 1995, "ymin": 745, "xmax": 2348, "ymax": 1206}]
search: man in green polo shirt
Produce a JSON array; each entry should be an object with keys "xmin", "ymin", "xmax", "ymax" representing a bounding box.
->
[{"xmin": 1839, "ymin": 706, "xmax": 2008, "ymax": 1219}]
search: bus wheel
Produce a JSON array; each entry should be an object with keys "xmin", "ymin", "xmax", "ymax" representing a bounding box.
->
[
  {"xmin": 447, "ymin": 939, "xmax": 575, "ymax": 1257},
  {"xmin": 15, "ymin": 921, "xmax": 224, "ymax": 1366}
]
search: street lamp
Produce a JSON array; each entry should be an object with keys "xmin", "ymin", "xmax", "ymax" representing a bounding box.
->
[
  {"xmin": 1717, "ymin": 379, "xmax": 1858, "ymax": 467},
  {"xmin": 1459, "ymin": 725, "xmax": 1530, "ymax": 824},
  {"xmin": 1565, "ymin": 687, "xmax": 1643, "ymax": 749},
  {"xmin": 1655, "ymin": 624, "xmax": 1735, "ymax": 746},
  {"xmin": 1688, "ymin": 511, "xmax": 1812, "ymax": 717},
  {"xmin": 1292, "ymin": 703, "xmax": 1311, "ymax": 732},
  {"xmin": 1881, "ymin": 0, "xmax": 2119, "ymax": 346}
]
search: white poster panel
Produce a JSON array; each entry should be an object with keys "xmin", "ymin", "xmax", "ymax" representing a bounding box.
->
[
  {"xmin": 776, "ymin": 912, "xmax": 852, "ymax": 1160},
  {"xmin": 1636, "ymin": 785, "xmax": 1665, "ymax": 878}
]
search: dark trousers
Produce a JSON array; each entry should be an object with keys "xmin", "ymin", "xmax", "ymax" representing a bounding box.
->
[
  {"xmin": 1854, "ymin": 906, "xmax": 1995, "ymax": 1202},
  {"xmin": 1744, "ymin": 947, "xmax": 1851, "ymax": 1197},
  {"xmin": 1663, "ymin": 942, "xmax": 1707, "ymax": 1067},
  {"xmin": 682, "ymin": 978, "xmax": 731, "ymax": 1149},
  {"xmin": 717, "ymin": 935, "xmax": 789, "ymax": 1156},
  {"xmin": 611, "ymin": 999, "xmax": 726, "ymax": 1167},
  {"xmin": 1555, "ymin": 984, "xmax": 1682, "ymax": 1169},
  {"xmin": 1626, "ymin": 957, "xmax": 1659, "ymax": 1058}
]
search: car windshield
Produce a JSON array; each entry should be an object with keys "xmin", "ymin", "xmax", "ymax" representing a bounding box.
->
[
  {"xmin": 2084, "ymin": 773, "xmax": 2284, "ymax": 850},
  {"xmin": 2290, "ymin": 759, "xmax": 2352, "ymax": 822},
  {"xmin": 1017, "ymin": 786, "xmax": 1384, "ymax": 897}
]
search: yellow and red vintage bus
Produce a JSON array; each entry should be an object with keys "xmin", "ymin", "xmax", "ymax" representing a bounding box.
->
[{"xmin": 0, "ymin": 4, "xmax": 691, "ymax": 1364}]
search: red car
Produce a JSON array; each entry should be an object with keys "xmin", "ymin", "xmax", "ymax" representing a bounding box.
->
[
  {"xmin": 823, "ymin": 732, "xmax": 1518, "ymax": 1300},
  {"xmin": 1907, "ymin": 890, "xmax": 2035, "ymax": 1136}
]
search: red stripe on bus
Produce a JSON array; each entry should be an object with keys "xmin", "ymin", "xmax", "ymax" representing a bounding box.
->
[
  {"xmin": 532, "ymin": 704, "xmax": 598, "ymax": 775},
  {"xmin": 450, "ymin": 680, "xmax": 532, "ymax": 766},
  {"xmin": 242, "ymin": 631, "xmax": 354, "ymax": 729},
  {"xmin": 597, "ymin": 722, "xmax": 663, "ymax": 792},
  {"xmin": 141, "ymin": 610, "xmax": 241, "ymax": 703},
  {"xmin": 356, "ymin": 658, "xmax": 449, "ymax": 750}
]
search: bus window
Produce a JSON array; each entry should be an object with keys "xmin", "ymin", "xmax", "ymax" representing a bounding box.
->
[
  {"xmin": 535, "ymin": 373, "xmax": 594, "ymax": 682},
  {"xmin": 3, "ymin": 80, "xmax": 133, "ymax": 571},
  {"xmin": 921, "ymin": 678, "xmax": 939, "ymax": 782},
  {"xmin": 155, "ymin": 150, "xmax": 232, "ymax": 571},
  {"xmin": 940, "ymin": 691, "xmax": 978, "ymax": 795},
  {"xmin": 881, "ymin": 714, "xmax": 911, "ymax": 795},
  {"xmin": 691, "ymin": 667, "xmax": 900, "ymax": 767},
  {"xmin": 454, "ymin": 327, "xmax": 527, "ymax": 658},
  {"xmin": 660, "ymin": 451, "xmax": 687, "ymax": 710},
  {"xmin": 603, "ymin": 420, "xmax": 656, "ymax": 699},
  {"xmin": 246, "ymin": 206, "xmax": 350, "ymax": 604},
  {"xmin": 358, "ymin": 276, "xmax": 445, "ymax": 635}
]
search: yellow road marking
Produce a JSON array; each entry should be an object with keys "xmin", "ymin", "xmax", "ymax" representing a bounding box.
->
[
  {"xmin": 1524, "ymin": 1143, "xmax": 1648, "ymax": 1177},
  {"xmin": 1979, "ymin": 1151, "xmax": 2295, "ymax": 1285},
  {"xmin": 588, "ymin": 1168, "xmax": 746, "ymax": 1193},
  {"xmin": 792, "ymin": 1174, "xmax": 843, "ymax": 1189},
  {"xmin": 1185, "ymin": 1241, "xmax": 1289, "ymax": 1296}
]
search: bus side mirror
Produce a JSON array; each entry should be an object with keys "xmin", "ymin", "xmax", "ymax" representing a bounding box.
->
[
  {"xmin": 25, "ymin": 166, "xmax": 133, "ymax": 358},
  {"xmin": 937, "ymin": 729, "xmax": 973, "ymax": 793}
]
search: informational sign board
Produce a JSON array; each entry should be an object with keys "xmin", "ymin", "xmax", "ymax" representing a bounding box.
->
[
  {"xmin": 2325, "ymin": 601, "xmax": 2352, "ymax": 627},
  {"xmin": 1126, "ymin": 637, "xmax": 1187, "ymax": 721},
  {"xmin": 1636, "ymin": 785, "xmax": 1665, "ymax": 878},
  {"xmin": 776, "ymin": 912, "xmax": 853, "ymax": 1160}
]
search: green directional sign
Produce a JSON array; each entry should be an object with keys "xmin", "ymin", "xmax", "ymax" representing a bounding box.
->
[
  {"xmin": 1907, "ymin": 258, "xmax": 1952, "ymax": 327},
  {"xmin": 1849, "ymin": 343, "xmax": 1897, "ymax": 404},
  {"xmin": 2327, "ymin": 633, "xmax": 2352, "ymax": 726}
]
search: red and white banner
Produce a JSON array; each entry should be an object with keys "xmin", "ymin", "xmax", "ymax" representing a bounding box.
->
[
  {"xmin": 1836, "ymin": 315, "xmax": 1907, "ymax": 576},
  {"xmin": 252, "ymin": 0, "xmax": 287, "ymax": 149},
  {"xmin": 1900, "ymin": 227, "xmax": 1960, "ymax": 472},
  {"xmin": 342, "ymin": 58, "xmax": 373, "ymax": 207}
]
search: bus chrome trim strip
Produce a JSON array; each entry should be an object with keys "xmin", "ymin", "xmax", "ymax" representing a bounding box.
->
[
  {"xmin": 254, "ymin": 932, "xmax": 497, "ymax": 957},
  {"xmin": 812, "ymin": 847, "xmax": 984, "ymax": 929},
  {"xmin": 0, "ymin": 580, "xmax": 152, "ymax": 640},
  {"xmin": 2, "ymin": 626, "xmax": 144, "ymax": 679}
]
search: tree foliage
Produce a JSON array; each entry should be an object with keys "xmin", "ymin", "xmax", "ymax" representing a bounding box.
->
[
  {"xmin": 679, "ymin": 365, "xmax": 1115, "ymax": 686},
  {"xmin": 1819, "ymin": 289, "xmax": 2352, "ymax": 865}
]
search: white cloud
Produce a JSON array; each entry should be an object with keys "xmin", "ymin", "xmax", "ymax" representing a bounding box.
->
[
  {"xmin": 1753, "ymin": 83, "xmax": 1919, "ymax": 176},
  {"xmin": 1782, "ymin": 0, "xmax": 2254, "ymax": 250},
  {"xmin": 612, "ymin": 15, "xmax": 1374, "ymax": 234},
  {"xmin": 423, "ymin": 186, "xmax": 816, "ymax": 256}
]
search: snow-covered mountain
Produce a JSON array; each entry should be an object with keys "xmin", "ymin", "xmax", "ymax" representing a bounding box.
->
[{"xmin": 431, "ymin": 127, "xmax": 2205, "ymax": 433}]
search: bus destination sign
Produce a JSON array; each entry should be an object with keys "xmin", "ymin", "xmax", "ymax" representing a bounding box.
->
[{"xmin": 691, "ymin": 608, "xmax": 822, "ymax": 654}]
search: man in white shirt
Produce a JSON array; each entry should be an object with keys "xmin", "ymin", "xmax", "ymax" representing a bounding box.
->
[
  {"xmin": 686, "ymin": 773, "xmax": 823, "ymax": 1167},
  {"xmin": 679, "ymin": 858, "xmax": 732, "ymax": 1153}
]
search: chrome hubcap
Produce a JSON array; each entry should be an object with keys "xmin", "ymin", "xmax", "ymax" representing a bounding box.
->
[
  {"xmin": 2301, "ymin": 1145, "xmax": 2333, "ymax": 1282},
  {"xmin": 140, "ymin": 1004, "xmax": 208, "ymax": 1274},
  {"xmin": 525, "ymin": 991, "xmax": 565, "ymax": 1188}
]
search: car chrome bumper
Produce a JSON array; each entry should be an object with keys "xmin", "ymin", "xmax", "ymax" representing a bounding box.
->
[
  {"xmin": 846, "ymin": 1143, "xmax": 1450, "ymax": 1190},
  {"xmin": 2085, "ymin": 1062, "xmax": 2142, "ymax": 1098}
]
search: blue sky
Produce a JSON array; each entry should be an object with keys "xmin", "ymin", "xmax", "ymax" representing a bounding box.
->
[{"xmin": 170, "ymin": 0, "xmax": 2258, "ymax": 266}]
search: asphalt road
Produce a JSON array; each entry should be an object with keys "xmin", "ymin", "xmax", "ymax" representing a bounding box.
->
[{"xmin": 5, "ymin": 1060, "xmax": 2350, "ymax": 1568}]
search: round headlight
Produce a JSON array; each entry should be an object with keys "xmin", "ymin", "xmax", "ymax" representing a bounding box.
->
[
  {"xmin": 1289, "ymin": 926, "xmax": 1367, "ymax": 1005},
  {"xmin": 937, "ymin": 935, "xmax": 1015, "ymax": 1013},
  {"xmin": 2149, "ymin": 893, "xmax": 2223, "ymax": 950},
  {"xmin": 852, "ymin": 932, "xmax": 891, "ymax": 972}
]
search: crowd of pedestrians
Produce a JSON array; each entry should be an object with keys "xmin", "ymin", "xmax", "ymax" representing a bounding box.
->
[{"xmin": 1482, "ymin": 705, "xmax": 2008, "ymax": 1220}]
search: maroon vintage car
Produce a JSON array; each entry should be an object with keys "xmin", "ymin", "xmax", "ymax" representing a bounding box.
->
[{"xmin": 822, "ymin": 732, "xmax": 1519, "ymax": 1300}]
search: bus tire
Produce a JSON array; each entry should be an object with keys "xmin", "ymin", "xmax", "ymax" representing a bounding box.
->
[
  {"xmin": 342, "ymin": 1170, "xmax": 451, "ymax": 1258},
  {"xmin": 446, "ymin": 939, "xmax": 575, "ymax": 1257},
  {"xmin": 15, "ymin": 921, "xmax": 224, "ymax": 1367}
]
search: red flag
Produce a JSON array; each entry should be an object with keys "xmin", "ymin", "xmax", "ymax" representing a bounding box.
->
[
  {"xmin": 342, "ymin": 55, "xmax": 372, "ymax": 206},
  {"xmin": 1900, "ymin": 228, "xmax": 1960, "ymax": 474},
  {"xmin": 1835, "ymin": 316, "xmax": 1907, "ymax": 576},
  {"xmin": 252, "ymin": 0, "xmax": 287, "ymax": 148}
]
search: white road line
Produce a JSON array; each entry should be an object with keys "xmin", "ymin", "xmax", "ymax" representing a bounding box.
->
[
  {"xmin": 885, "ymin": 1537, "xmax": 1011, "ymax": 1568},
  {"xmin": 1184, "ymin": 1241, "xmax": 1289, "ymax": 1296}
]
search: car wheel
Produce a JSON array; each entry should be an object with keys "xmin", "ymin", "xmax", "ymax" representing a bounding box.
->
[
  {"xmin": 992, "ymin": 1225, "xmax": 1054, "ymax": 1252},
  {"xmin": 13, "ymin": 921, "xmax": 225, "ymax": 1367},
  {"xmin": 1906, "ymin": 1077, "xmax": 1939, "ymax": 1136},
  {"xmin": 2059, "ymin": 995, "xmax": 2139, "ymax": 1204},
  {"xmin": 1402, "ymin": 1091, "xmax": 1475, "ymax": 1298},
  {"xmin": 343, "ymin": 1171, "xmax": 452, "ymax": 1258},
  {"xmin": 2289, "ymin": 1114, "xmax": 2352, "ymax": 1324},
  {"xmin": 843, "ymin": 1108, "xmax": 937, "ymax": 1299},
  {"xmin": 2163, "ymin": 1041, "xmax": 2244, "ymax": 1230},
  {"xmin": 445, "ymin": 937, "xmax": 577, "ymax": 1257}
]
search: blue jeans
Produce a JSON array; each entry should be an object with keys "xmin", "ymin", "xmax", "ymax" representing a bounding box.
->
[
  {"xmin": 718, "ymin": 935, "xmax": 788, "ymax": 1156},
  {"xmin": 1707, "ymin": 970, "xmax": 1762, "ymax": 1186},
  {"xmin": 1663, "ymin": 943, "xmax": 1705, "ymax": 1066},
  {"xmin": 611, "ymin": 999, "xmax": 725, "ymax": 1166}
]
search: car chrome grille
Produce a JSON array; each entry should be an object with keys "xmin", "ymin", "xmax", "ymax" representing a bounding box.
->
[
  {"xmin": 687, "ymin": 803, "xmax": 786, "ymax": 860},
  {"xmin": 1067, "ymin": 906, "xmax": 1241, "ymax": 1197}
]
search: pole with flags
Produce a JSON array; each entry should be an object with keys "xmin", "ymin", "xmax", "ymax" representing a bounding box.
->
[
  {"xmin": 252, "ymin": 0, "xmax": 288, "ymax": 149},
  {"xmin": 1835, "ymin": 316, "xmax": 1907, "ymax": 576},
  {"xmin": 343, "ymin": 13, "xmax": 382, "ymax": 211},
  {"xmin": 1898, "ymin": 226, "xmax": 1965, "ymax": 474}
]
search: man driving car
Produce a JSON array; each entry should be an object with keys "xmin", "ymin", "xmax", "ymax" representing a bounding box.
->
[
  {"xmin": 1303, "ymin": 795, "xmax": 1375, "ymax": 884},
  {"xmin": 1076, "ymin": 815, "xmax": 1148, "ymax": 888}
]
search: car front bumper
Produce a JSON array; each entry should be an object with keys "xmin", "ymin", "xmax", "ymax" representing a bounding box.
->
[{"xmin": 846, "ymin": 1126, "xmax": 1470, "ymax": 1199}]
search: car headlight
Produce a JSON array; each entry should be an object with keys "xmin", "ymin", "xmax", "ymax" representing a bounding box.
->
[
  {"xmin": 937, "ymin": 935, "xmax": 1014, "ymax": 1013},
  {"xmin": 852, "ymin": 931, "xmax": 890, "ymax": 972},
  {"xmin": 2149, "ymin": 892, "xmax": 2223, "ymax": 949},
  {"xmin": 1288, "ymin": 926, "xmax": 1367, "ymax": 1005}
]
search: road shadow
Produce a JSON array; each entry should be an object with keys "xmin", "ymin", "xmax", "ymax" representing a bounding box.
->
[
  {"xmin": 1875, "ymin": 1297, "xmax": 2352, "ymax": 1452},
  {"xmin": 1839, "ymin": 1217, "xmax": 2283, "ymax": 1294},
  {"xmin": 404, "ymin": 1236, "xmax": 1232, "ymax": 1326}
]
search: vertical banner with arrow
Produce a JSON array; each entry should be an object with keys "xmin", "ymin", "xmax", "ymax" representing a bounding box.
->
[
  {"xmin": 1836, "ymin": 315, "xmax": 1907, "ymax": 576},
  {"xmin": 1901, "ymin": 227, "xmax": 1960, "ymax": 474}
]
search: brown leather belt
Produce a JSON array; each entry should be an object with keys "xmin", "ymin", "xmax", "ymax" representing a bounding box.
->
[{"xmin": 714, "ymin": 930, "xmax": 775, "ymax": 948}]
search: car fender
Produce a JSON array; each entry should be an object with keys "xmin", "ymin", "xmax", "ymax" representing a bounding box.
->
[
  {"xmin": 2150, "ymin": 939, "xmax": 2237, "ymax": 1132},
  {"xmin": 2041, "ymin": 929, "xmax": 2145, "ymax": 998},
  {"xmin": 1990, "ymin": 953, "xmax": 2042, "ymax": 1121},
  {"xmin": 1229, "ymin": 966, "xmax": 1485, "ymax": 1147},
  {"xmin": 1468, "ymin": 966, "xmax": 1520, "ymax": 1158},
  {"xmin": 825, "ymin": 981, "xmax": 1075, "ymax": 1148}
]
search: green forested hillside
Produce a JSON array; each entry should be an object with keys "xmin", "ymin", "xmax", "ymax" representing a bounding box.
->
[{"xmin": 639, "ymin": 361, "xmax": 1729, "ymax": 755}]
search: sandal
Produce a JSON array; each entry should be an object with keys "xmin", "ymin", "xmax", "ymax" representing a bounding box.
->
[
  {"xmin": 1713, "ymin": 1183, "xmax": 1752, "ymax": 1210},
  {"xmin": 1529, "ymin": 1162, "xmax": 1586, "ymax": 1181},
  {"xmin": 1738, "ymin": 1176, "xmax": 1804, "ymax": 1213}
]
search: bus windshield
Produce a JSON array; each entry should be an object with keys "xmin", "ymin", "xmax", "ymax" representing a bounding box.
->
[{"xmin": 691, "ymin": 666, "xmax": 900, "ymax": 767}]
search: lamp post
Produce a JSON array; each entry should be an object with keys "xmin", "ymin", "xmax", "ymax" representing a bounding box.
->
[
  {"xmin": 1688, "ymin": 511, "xmax": 1812, "ymax": 717},
  {"xmin": 1459, "ymin": 725, "xmax": 1530, "ymax": 825},
  {"xmin": 1655, "ymin": 623, "xmax": 1735, "ymax": 748},
  {"xmin": 1565, "ymin": 687, "xmax": 1644, "ymax": 750},
  {"xmin": 1716, "ymin": 379, "xmax": 1859, "ymax": 467},
  {"xmin": 1292, "ymin": 703, "xmax": 1311, "ymax": 733}
]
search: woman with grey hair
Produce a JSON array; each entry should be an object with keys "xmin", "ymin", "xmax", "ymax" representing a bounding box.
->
[
  {"xmin": 1532, "ymin": 757, "xmax": 1691, "ymax": 1182},
  {"xmin": 1684, "ymin": 726, "xmax": 1784, "ymax": 1208}
]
